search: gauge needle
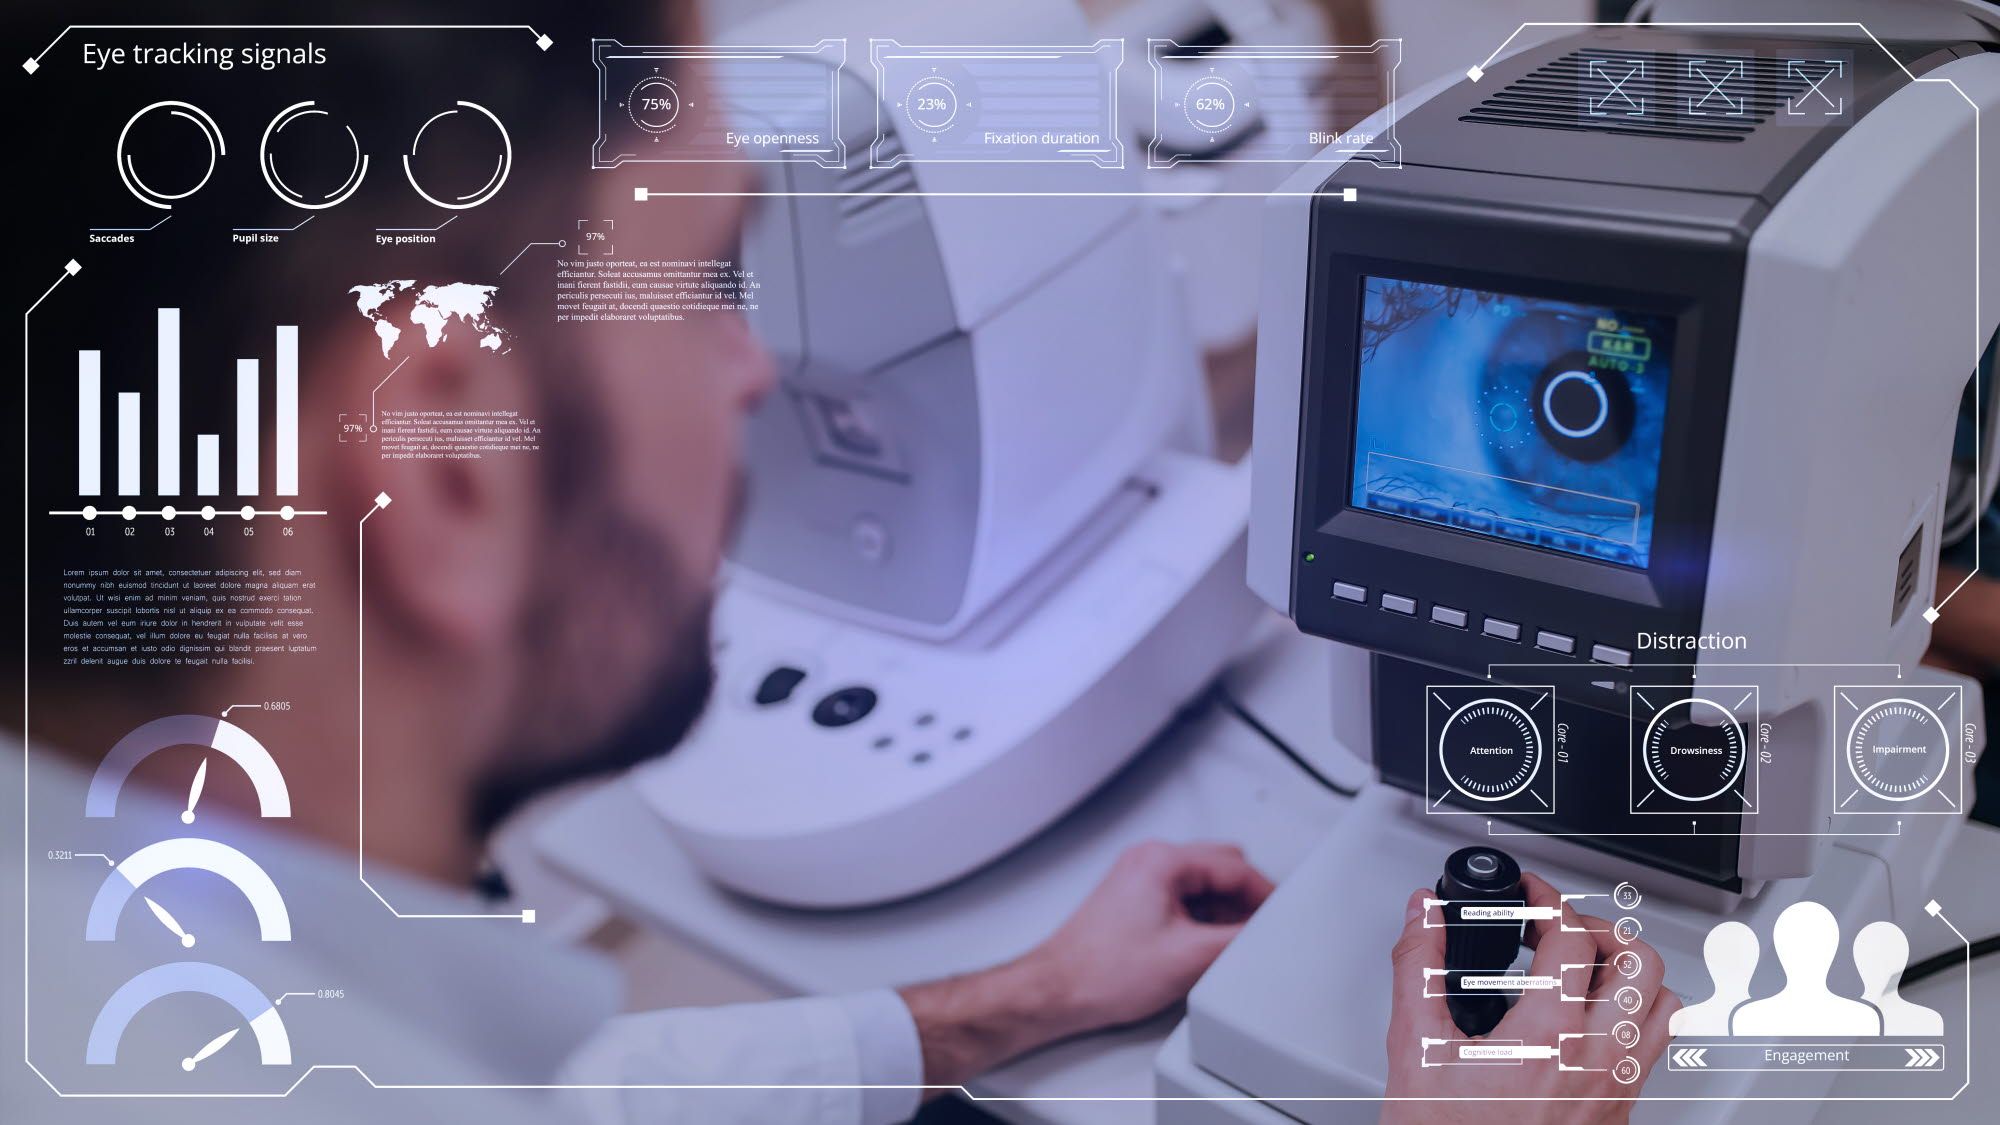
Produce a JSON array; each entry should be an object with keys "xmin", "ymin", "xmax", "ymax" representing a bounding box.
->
[
  {"xmin": 144, "ymin": 896, "xmax": 196, "ymax": 948},
  {"xmin": 182, "ymin": 758, "xmax": 208, "ymax": 825},
  {"xmin": 182, "ymin": 1027, "xmax": 238, "ymax": 1072}
]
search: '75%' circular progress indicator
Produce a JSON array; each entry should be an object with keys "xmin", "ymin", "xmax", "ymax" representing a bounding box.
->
[
  {"xmin": 628, "ymin": 76, "xmax": 683, "ymax": 133},
  {"xmin": 1438, "ymin": 698, "xmax": 1544, "ymax": 802}
]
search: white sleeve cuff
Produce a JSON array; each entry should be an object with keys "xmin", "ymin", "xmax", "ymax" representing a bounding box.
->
[{"xmin": 833, "ymin": 989, "xmax": 925, "ymax": 1125}]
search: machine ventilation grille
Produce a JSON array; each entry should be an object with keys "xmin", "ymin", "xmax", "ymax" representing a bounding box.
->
[
  {"xmin": 1462, "ymin": 48, "xmax": 1838, "ymax": 142},
  {"xmin": 838, "ymin": 137, "xmax": 919, "ymax": 222}
]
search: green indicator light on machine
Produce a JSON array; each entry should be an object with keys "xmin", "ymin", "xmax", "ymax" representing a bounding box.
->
[{"xmin": 1303, "ymin": 552, "xmax": 1317, "ymax": 563}]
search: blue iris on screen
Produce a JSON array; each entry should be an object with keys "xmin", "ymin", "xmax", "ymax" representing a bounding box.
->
[{"xmin": 1349, "ymin": 277, "xmax": 1674, "ymax": 568}]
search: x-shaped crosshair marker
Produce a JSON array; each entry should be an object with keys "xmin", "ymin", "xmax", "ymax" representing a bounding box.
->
[
  {"xmin": 1587, "ymin": 60, "xmax": 1645, "ymax": 116},
  {"xmin": 1686, "ymin": 60, "xmax": 1744, "ymax": 115},
  {"xmin": 1785, "ymin": 59, "xmax": 1845, "ymax": 115}
]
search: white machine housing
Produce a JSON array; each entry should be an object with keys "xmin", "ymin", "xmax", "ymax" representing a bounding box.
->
[
  {"xmin": 640, "ymin": 452, "xmax": 1257, "ymax": 907},
  {"xmin": 637, "ymin": 0, "xmax": 1263, "ymax": 907},
  {"xmin": 725, "ymin": 0, "xmax": 1193, "ymax": 642},
  {"xmin": 1161, "ymin": 12, "xmax": 1999, "ymax": 1125},
  {"xmin": 1244, "ymin": 24, "xmax": 2000, "ymax": 894}
]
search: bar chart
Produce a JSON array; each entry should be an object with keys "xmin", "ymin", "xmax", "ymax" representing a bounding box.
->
[{"xmin": 56, "ymin": 308, "xmax": 321, "ymax": 520}]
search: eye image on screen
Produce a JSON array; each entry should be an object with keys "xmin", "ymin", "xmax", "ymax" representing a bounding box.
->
[{"xmin": 1349, "ymin": 277, "xmax": 1675, "ymax": 568}]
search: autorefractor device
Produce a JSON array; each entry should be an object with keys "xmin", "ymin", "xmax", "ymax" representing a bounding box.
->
[
  {"xmin": 630, "ymin": 0, "xmax": 1271, "ymax": 908},
  {"xmin": 1157, "ymin": 4, "xmax": 2000, "ymax": 1122}
]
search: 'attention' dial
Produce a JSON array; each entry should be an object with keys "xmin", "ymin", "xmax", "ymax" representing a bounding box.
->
[{"xmin": 1438, "ymin": 698, "xmax": 1544, "ymax": 802}]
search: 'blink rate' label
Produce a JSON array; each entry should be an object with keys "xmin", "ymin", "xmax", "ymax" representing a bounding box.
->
[{"xmin": 1147, "ymin": 39, "xmax": 1401, "ymax": 167}]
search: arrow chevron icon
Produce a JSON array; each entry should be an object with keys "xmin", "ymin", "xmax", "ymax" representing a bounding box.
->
[
  {"xmin": 1904, "ymin": 1047, "xmax": 1940, "ymax": 1067},
  {"xmin": 1672, "ymin": 1047, "xmax": 1709, "ymax": 1068}
]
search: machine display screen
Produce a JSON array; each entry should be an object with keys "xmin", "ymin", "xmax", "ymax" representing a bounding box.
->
[{"xmin": 1349, "ymin": 277, "xmax": 1676, "ymax": 568}]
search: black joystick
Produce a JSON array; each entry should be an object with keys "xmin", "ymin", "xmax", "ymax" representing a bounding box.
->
[{"xmin": 1438, "ymin": 845, "xmax": 1524, "ymax": 1036}]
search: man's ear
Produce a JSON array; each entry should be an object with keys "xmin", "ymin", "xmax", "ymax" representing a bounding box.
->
[{"xmin": 335, "ymin": 339, "xmax": 544, "ymax": 653}]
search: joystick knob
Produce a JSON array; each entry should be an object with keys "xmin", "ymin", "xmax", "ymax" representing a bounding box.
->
[{"xmin": 1438, "ymin": 845, "xmax": 1524, "ymax": 1036}]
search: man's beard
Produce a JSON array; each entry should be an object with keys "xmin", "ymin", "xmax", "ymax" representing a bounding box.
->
[{"xmin": 469, "ymin": 511, "xmax": 721, "ymax": 839}]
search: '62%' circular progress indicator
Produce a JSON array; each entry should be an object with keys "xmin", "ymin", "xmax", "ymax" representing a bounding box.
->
[
  {"xmin": 1438, "ymin": 698, "xmax": 1544, "ymax": 802},
  {"xmin": 1844, "ymin": 698, "xmax": 1952, "ymax": 802}
]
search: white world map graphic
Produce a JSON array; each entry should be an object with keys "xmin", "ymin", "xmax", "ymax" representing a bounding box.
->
[{"xmin": 349, "ymin": 280, "xmax": 513, "ymax": 358}]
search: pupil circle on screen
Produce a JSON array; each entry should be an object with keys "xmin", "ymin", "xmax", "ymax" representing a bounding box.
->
[{"xmin": 1544, "ymin": 370, "xmax": 1609, "ymax": 438}]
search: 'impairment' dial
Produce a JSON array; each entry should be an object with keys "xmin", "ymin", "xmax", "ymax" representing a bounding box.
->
[{"xmin": 1844, "ymin": 698, "xmax": 1951, "ymax": 801}]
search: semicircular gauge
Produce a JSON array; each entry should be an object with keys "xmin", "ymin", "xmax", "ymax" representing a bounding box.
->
[
  {"xmin": 402, "ymin": 100, "xmax": 512, "ymax": 210},
  {"xmin": 87, "ymin": 838, "xmax": 291, "ymax": 943},
  {"xmin": 116, "ymin": 101, "xmax": 227, "ymax": 210},
  {"xmin": 87, "ymin": 715, "xmax": 290, "ymax": 819},
  {"xmin": 260, "ymin": 101, "xmax": 369, "ymax": 209},
  {"xmin": 87, "ymin": 962, "xmax": 291, "ymax": 1066}
]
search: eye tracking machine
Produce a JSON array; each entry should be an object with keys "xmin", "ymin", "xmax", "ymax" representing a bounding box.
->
[
  {"xmin": 1157, "ymin": 5, "xmax": 2000, "ymax": 1122},
  {"xmin": 633, "ymin": 0, "xmax": 1265, "ymax": 908}
]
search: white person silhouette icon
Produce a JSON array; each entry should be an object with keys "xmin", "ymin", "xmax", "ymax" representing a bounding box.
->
[
  {"xmin": 1729, "ymin": 902, "xmax": 1880, "ymax": 1036},
  {"xmin": 1669, "ymin": 920, "xmax": 1759, "ymax": 1037},
  {"xmin": 1853, "ymin": 920, "xmax": 1945, "ymax": 1036}
]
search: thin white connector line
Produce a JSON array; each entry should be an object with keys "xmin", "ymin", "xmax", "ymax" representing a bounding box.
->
[
  {"xmin": 17, "ymin": 17, "xmax": 1987, "ymax": 1106},
  {"xmin": 23, "ymin": 260, "xmax": 73, "ymax": 1097},
  {"xmin": 26, "ymin": 24, "xmax": 549, "ymax": 68},
  {"xmin": 354, "ymin": 501, "xmax": 526, "ymax": 922}
]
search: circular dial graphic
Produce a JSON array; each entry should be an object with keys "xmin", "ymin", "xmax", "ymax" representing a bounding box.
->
[
  {"xmin": 905, "ymin": 76, "xmax": 961, "ymax": 134},
  {"xmin": 1642, "ymin": 698, "xmax": 1747, "ymax": 803},
  {"xmin": 1844, "ymin": 698, "xmax": 1951, "ymax": 801},
  {"xmin": 402, "ymin": 100, "xmax": 512, "ymax": 210},
  {"xmin": 259, "ymin": 101, "xmax": 369, "ymax": 210},
  {"xmin": 1613, "ymin": 882, "xmax": 1643, "ymax": 911},
  {"xmin": 1183, "ymin": 75, "xmax": 1238, "ymax": 134},
  {"xmin": 1437, "ymin": 698, "xmax": 1544, "ymax": 802},
  {"xmin": 116, "ymin": 100, "xmax": 227, "ymax": 209},
  {"xmin": 628, "ymin": 76, "xmax": 683, "ymax": 133}
]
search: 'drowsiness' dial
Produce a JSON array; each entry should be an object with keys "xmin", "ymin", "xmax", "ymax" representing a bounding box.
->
[{"xmin": 1641, "ymin": 697, "xmax": 1747, "ymax": 803}]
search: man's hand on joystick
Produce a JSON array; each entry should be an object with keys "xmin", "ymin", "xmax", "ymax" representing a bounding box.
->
[{"xmin": 1382, "ymin": 871, "xmax": 1679, "ymax": 1125}]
